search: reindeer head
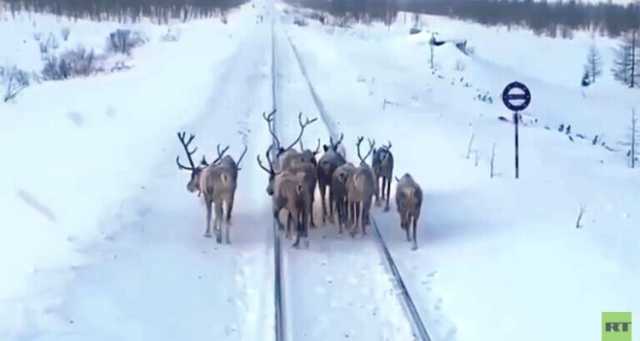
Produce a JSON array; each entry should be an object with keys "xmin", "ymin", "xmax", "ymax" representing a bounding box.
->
[
  {"xmin": 324, "ymin": 133, "xmax": 344, "ymax": 153},
  {"xmin": 176, "ymin": 132, "xmax": 228, "ymax": 194},
  {"xmin": 299, "ymin": 138, "xmax": 321, "ymax": 166},
  {"xmin": 372, "ymin": 141, "xmax": 392, "ymax": 168}
]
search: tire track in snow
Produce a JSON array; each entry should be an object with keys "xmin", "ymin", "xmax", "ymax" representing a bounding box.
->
[{"xmin": 271, "ymin": 19, "xmax": 424, "ymax": 341}]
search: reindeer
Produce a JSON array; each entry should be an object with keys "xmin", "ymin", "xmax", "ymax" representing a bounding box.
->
[
  {"xmin": 395, "ymin": 174, "xmax": 423, "ymax": 250},
  {"xmin": 176, "ymin": 132, "xmax": 247, "ymax": 244},
  {"xmin": 346, "ymin": 137, "xmax": 377, "ymax": 236},
  {"xmin": 257, "ymin": 148, "xmax": 311, "ymax": 248},
  {"xmin": 263, "ymin": 110, "xmax": 319, "ymax": 227},
  {"xmin": 318, "ymin": 133, "xmax": 346, "ymax": 224},
  {"xmin": 331, "ymin": 162, "xmax": 355, "ymax": 233},
  {"xmin": 372, "ymin": 141, "xmax": 394, "ymax": 211}
]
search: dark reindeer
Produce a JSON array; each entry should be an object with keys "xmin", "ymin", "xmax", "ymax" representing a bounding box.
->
[
  {"xmin": 372, "ymin": 141, "xmax": 394, "ymax": 211},
  {"xmin": 317, "ymin": 133, "xmax": 346, "ymax": 224},
  {"xmin": 395, "ymin": 174, "xmax": 423, "ymax": 250}
]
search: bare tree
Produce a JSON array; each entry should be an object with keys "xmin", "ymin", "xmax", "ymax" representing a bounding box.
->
[
  {"xmin": 584, "ymin": 43, "xmax": 603, "ymax": 84},
  {"xmin": 621, "ymin": 109, "xmax": 640, "ymax": 168},
  {"xmin": 612, "ymin": 29, "xmax": 640, "ymax": 88}
]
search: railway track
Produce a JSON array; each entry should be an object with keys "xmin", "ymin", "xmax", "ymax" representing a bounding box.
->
[{"xmin": 269, "ymin": 14, "xmax": 431, "ymax": 341}]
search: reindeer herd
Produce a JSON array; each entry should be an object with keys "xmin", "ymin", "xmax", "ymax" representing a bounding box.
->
[{"xmin": 176, "ymin": 110, "xmax": 424, "ymax": 250}]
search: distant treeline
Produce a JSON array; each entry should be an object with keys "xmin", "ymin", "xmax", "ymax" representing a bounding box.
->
[
  {"xmin": 1, "ymin": 0, "xmax": 248, "ymax": 22},
  {"xmin": 290, "ymin": 0, "xmax": 640, "ymax": 37}
]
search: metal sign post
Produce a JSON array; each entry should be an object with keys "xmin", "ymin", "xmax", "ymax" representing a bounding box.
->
[{"xmin": 502, "ymin": 82, "xmax": 531, "ymax": 179}]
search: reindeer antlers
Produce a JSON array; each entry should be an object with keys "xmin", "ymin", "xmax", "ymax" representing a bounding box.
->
[
  {"xmin": 263, "ymin": 109, "xmax": 280, "ymax": 148},
  {"xmin": 286, "ymin": 113, "xmax": 318, "ymax": 151},
  {"xmin": 236, "ymin": 145, "xmax": 248, "ymax": 170},
  {"xmin": 257, "ymin": 146, "xmax": 276, "ymax": 175},
  {"xmin": 330, "ymin": 133, "xmax": 344, "ymax": 148},
  {"xmin": 201, "ymin": 144, "xmax": 230, "ymax": 167},
  {"xmin": 356, "ymin": 136, "xmax": 375, "ymax": 163},
  {"xmin": 176, "ymin": 131, "xmax": 198, "ymax": 171}
]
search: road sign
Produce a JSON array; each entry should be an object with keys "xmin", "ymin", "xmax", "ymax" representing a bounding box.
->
[
  {"xmin": 502, "ymin": 81, "xmax": 531, "ymax": 179},
  {"xmin": 502, "ymin": 81, "xmax": 531, "ymax": 112}
]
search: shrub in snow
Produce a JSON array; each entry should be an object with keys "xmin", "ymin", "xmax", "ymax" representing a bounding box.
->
[
  {"xmin": 42, "ymin": 46, "xmax": 102, "ymax": 80},
  {"xmin": 2, "ymin": 66, "xmax": 30, "ymax": 102},
  {"xmin": 107, "ymin": 29, "xmax": 148, "ymax": 55},
  {"xmin": 294, "ymin": 17, "xmax": 308, "ymax": 26},
  {"xmin": 61, "ymin": 27, "xmax": 71, "ymax": 41},
  {"xmin": 39, "ymin": 32, "xmax": 59, "ymax": 55},
  {"xmin": 161, "ymin": 28, "xmax": 180, "ymax": 42},
  {"xmin": 454, "ymin": 60, "xmax": 466, "ymax": 72}
]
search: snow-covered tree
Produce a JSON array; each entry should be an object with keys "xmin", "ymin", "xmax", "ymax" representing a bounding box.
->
[
  {"xmin": 612, "ymin": 29, "xmax": 640, "ymax": 88},
  {"xmin": 584, "ymin": 44, "xmax": 602, "ymax": 84}
]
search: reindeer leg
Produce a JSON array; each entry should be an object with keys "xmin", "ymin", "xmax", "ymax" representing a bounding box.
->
[
  {"xmin": 328, "ymin": 188, "xmax": 335, "ymax": 224},
  {"xmin": 384, "ymin": 177, "xmax": 391, "ymax": 212},
  {"xmin": 287, "ymin": 212, "xmax": 294, "ymax": 240},
  {"xmin": 214, "ymin": 201, "xmax": 223, "ymax": 244},
  {"xmin": 204, "ymin": 199, "xmax": 213, "ymax": 238},
  {"xmin": 375, "ymin": 178, "xmax": 382, "ymax": 207},
  {"xmin": 224, "ymin": 200, "xmax": 231, "ymax": 245},
  {"xmin": 351, "ymin": 202, "xmax": 360, "ymax": 238},
  {"xmin": 337, "ymin": 198, "xmax": 343, "ymax": 234},
  {"xmin": 320, "ymin": 184, "xmax": 327, "ymax": 224},
  {"xmin": 309, "ymin": 194, "xmax": 317, "ymax": 229},
  {"xmin": 405, "ymin": 213, "xmax": 412, "ymax": 242},
  {"xmin": 226, "ymin": 193, "xmax": 235, "ymax": 225},
  {"xmin": 292, "ymin": 214, "xmax": 301, "ymax": 248},
  {"xmin": 362, "ymin": 199, "xmax": 372, "ymax": 235},
  {"xmin": 412, "ymin": 215, "xmax": 418, "ymax": 251}
]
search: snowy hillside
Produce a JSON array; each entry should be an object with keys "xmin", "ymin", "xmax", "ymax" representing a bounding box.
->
[{"xmin": 1, "ymin": 1, "xmax": 638, "ymax": 341}]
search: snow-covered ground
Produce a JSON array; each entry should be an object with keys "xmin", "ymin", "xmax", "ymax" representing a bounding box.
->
[{"xmin": 1, "ymin": 1, "xmax": 638, "ymax": 341}]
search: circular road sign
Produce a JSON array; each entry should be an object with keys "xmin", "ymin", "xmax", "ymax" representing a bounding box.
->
[{"xmin": 502, "ymin": 82, "xmax": 531, "ymax": 112}]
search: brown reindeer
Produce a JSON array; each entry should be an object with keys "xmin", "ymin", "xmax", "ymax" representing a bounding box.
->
[
  {"xmin": 331, "ymin": 161, "xmax": 355, "ymax": 233},
  {"xmin": 263, "ymin": 110, "xmax": 319, "ymax": 227},
  {"xmin": 257, "ymin": 148, "xmax": 311, "ymax": 248},
  {"xmin": 395, "ymin": 173, "xmax": 423, "ymax": 250},
  {"xmin": 346, "ymin": 137, "xmax": 377, "ymax": 236},
  {"xmin": 176, "ymin": 132, "xmax": 246, "ymax": 244}
]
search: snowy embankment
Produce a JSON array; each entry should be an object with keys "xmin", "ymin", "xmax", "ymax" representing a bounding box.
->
[
  {"xmin": 0, "ymin": 5, "xmax": 265, "ymax": 338},
  {"xmin": 285, "ymin": 8, "xmax": 639, "ymax": 341}
]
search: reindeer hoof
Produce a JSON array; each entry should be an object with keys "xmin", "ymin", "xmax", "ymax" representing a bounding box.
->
[
  {"xmin": 204, "ymin": 233, "xmax": 212, "ymax": 238},
  {"xmin": 411, "ymin": 245, "xmax": 418, "ymax": 251},
  {"xmin": 383, "ymin": 206, "xmax": 390, "ymax": 212}
]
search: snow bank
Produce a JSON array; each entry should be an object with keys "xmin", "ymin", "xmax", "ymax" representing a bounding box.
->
[{"xmin": 0, "ymin": 5, "xmax": 255, "ymax": 338}]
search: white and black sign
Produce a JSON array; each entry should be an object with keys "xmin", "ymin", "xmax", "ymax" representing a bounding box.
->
[
  {"xmin": 502, "ymin": 82, "xmax": 531, "ymax": 112},
  {"xmin": 502, "ymin": 81, "xmax": 531, "ymax": 179}
]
